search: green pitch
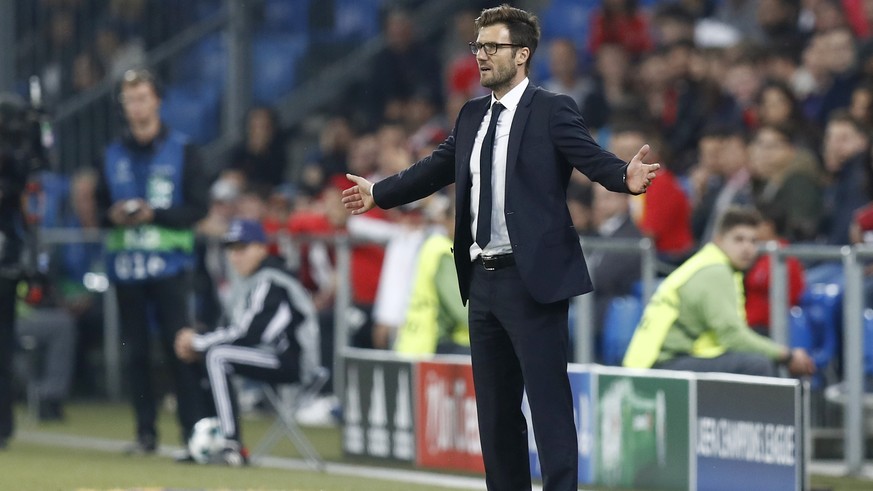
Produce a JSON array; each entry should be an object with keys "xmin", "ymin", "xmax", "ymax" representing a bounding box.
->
[{"xmin": 2, "ymin": 402, "xmax": 872, "ymax": 490}]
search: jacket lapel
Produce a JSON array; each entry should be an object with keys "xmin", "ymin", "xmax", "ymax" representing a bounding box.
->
[
  {"xmin": 505, "ymin": 84, "xmax": 536, "ymax": 181},
  {"xmin": 456, "ymin": 96, "xmax": 492, "ymax": 190}
]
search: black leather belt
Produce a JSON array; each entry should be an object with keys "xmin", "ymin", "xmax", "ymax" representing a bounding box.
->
[{"xmin": 477, "ymin": 253, "xmax": 515, "ymax": 271}]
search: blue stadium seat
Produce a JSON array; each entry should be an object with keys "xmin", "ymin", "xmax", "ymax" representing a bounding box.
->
[
  {"xmin": 788, "ymin": 306, "xmax": 812, "ymax": 352},
  {"xmin": 804, "ymin": 262, "xmax": 844, "ymax": 288},
  {"xmin": 794, "ymin": 283, "xmax": 842, "ymax": 388},
  {"xmin": 252, "ymin": 34, "xmax": 308, "ymax": 104},
  {"xmin": 334, "ymin": 0, "xmax": 381, "ymax": 40},
  {"xmin": 600, "ymin": 295, "xmax": 644, "ymax": 366},
  {"xmin": 262, "ymin": 0, "xmax": 310, "ymax": 34},
  {"xmin": 160, "ymin": 83, "xmax": 221, "ymax": 144},
  {"xmin": 172, "ymin": 33, "xmax": 227, "ymax": 95},
  {"xmin": 539, "ymin": 0, "xmax": 597, "ymax": 49},
  {"xmin": 36, "ymin": 171, "xmax": 70, "ymax": 228}
]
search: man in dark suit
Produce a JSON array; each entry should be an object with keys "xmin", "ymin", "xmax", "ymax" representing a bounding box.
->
[{"xmin": 343, "ymin": 5, "xmax": 658, "ymax": 490}]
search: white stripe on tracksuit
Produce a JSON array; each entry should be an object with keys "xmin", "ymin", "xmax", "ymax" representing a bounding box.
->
[{"xmin": 206, "ymin": 344, "xmax": 280, "ymax": 440}]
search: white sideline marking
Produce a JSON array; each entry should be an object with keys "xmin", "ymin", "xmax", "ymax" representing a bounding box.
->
[{"xmin": 17, "ymin": 430, "xmax": 560, "ymax": 491}]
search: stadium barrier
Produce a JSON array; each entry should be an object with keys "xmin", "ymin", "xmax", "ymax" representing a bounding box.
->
[
  {"xmin": 37, "ymin": 228, "xmax": 869, "ymax": 475},
  {"xmin": 341, "ymin": 348, "xmax": 809, "ymax": 491}
]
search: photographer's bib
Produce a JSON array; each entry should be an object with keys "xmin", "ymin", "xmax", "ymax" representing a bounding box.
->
[{"xmin": 103, "ymin": 130, "xmax": 194, "ymax": 282}]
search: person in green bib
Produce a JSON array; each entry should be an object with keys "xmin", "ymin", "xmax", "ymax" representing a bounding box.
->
[
  {"xmin": 394, "ymin": 194, "xmax": 470, "ymax": 356},
  {"xmin": 95, "ymin": 69, "xmax": 213, "ymax": 457},
  {"xmin": 623, "ymin": 206, "xmax": 815, "ymax": 377}
]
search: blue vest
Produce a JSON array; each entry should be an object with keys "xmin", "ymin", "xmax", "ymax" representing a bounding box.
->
[{"xmin": 103, "ymin": 130, "xmax": 195, "ymax": 282}]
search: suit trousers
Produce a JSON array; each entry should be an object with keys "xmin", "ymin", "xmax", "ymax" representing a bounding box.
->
[
  {"xmin": 468, "ymin": 261, "xmax": 577, "ymax": 491},
  {"xmin": 115, "ymin": 272, "xmax": 212, "ymax": 443}
]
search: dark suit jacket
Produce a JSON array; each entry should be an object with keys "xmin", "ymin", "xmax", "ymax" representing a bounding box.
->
[{"xmin": 374, "ymin": 84, "xmax": 631, "ymax": 304}]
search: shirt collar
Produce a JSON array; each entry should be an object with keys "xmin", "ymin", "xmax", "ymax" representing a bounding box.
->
[{"xmin": 491, "ymin": 77, "xmax": 529, "ymax": 111}]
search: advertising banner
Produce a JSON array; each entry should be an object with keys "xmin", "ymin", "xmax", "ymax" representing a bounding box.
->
[
  {"xmin": 596, "ymin": 371, "xmax": 692, "ymax": 491},
  {"xmin": 569, "ymin": 366, "xmax": 596, "ymax": 484},
  {"xmin": 526, "ymin": 365, "xmax": 595, "ymax": 483},
  {"xmin": 415, "ymin": 359, "xmax": 484, "ymax": 473},
  {"xmin": 696, "ymin": 376, "xmax": 802, "ymax": 491},
  {"xmin": 342, "ymin": 352, "xmax": 416, "ymax": 462}
]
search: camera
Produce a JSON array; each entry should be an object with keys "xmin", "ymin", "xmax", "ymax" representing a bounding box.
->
[{"xmin": 0, "ymin": 86, "xmax": 53, "ymax": 272}]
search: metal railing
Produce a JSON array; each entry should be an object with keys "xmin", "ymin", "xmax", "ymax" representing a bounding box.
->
[
  {"xmin": 767, "ymin": 243, "xmax": 873, "ymax": 476},
  {"xmin": 36, "ymin": 227, "xmax": 873, "ymax": 475}
]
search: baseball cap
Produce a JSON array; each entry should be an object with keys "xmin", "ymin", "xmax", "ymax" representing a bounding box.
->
[{"xmin": 223, "ymin": 219, "xmax": 267, "ymax": 246}]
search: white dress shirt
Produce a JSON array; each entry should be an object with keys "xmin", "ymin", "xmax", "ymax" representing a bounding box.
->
[{"xmin": 469, "ymin": 77, "xmax": 529, "ymax": 261}]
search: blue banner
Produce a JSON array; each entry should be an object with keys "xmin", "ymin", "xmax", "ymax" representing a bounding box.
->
[{"xmin": 696, "ymin": 377, "xmax": 801, "ymax": 491}]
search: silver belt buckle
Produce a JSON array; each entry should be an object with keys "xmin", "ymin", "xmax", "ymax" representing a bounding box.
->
[{"xmin": 481, "ymin": 254, "xmax": 496, "ymax": 271}]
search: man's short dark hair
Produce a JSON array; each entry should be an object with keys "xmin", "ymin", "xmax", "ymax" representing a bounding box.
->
[
  {"xmin": 475, "ymin": 4, "xmax": 540, "ymax": 74},
  {"xmin": 715, "ymin": 206, "xmax": 762, "ymax": 236}
]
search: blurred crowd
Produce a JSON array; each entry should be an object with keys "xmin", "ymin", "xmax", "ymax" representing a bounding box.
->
[{"xmin": 16, "ymin": 0, "xmax": 873, "ymax": 411}]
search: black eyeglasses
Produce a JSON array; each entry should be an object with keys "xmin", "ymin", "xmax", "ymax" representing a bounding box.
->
[{"xmin": 468, "ymin": 41, "xmax": 525, "ymax": 55}]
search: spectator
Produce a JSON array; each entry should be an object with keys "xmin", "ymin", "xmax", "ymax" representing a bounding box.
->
[
  {"xmin": 723, "ymin": 52, "xmax": 765, "ymax": 129},
  {"xmin": 795, "ymin": 31, "xmax": 836, "ymax": 120},
  {"xmin": 95, "ymin": 68, "xmax": 212, "ymax": 456},
  {"xmin": 748, "ymin": 124, "xmax": 823, "ymax": 242},
  {"xmin": 744, "ymin": 205, "xmax": 805, "ymax": 335},
  {"xmin": 756, "ymin": 0, "xmax": 805, "ymax": 51},
  {"xmin": 367, "ymin": 8, "xmax": 443, "ymax": 124},
  {"xmin": 690, "ymin": 125, "xmax": 727, "ymax": 242},
  {"xmin": 404, "ymin": 89, "xmax": 448, "ymax": 157},
  {"xmin": 586, "ymin": 184, "xmax": 642, "ymax": 348},
  {"xmin": 393, "ymin": 195, "xmax": 470, "ymax": 356},
  {"xmin": 71, "ymin": 49, "xmax": 105, "ymax": 94},
  {"xmin": 612, "ymin": 123, "xmax": 694, "ymax": 264},
  {"xmin": 40, "ymin": 8, "xmax": 78, "ymax": 103},
  {"xmin": 819, "ymin": 110, "xmax": 871, "ymax": 244},
  {"xmin": 371, "ymin": 202, "xmax": 429, "ymax": 350},
  {"xmin": 589, "ymin": 0, "xmax": 653, "ymax": 56},
  {"xmin": 652, "ymin": 3, "xmax": 697, "ymax": 46},
  {"xmin": 584, "ymin": 43, "xmax": 632, "ymax": 131},
  {"xmin": 444, "ymin": 9, "xmax": 487, "ymax": 99},
  {"xmin": 760, "ymin": 44, "xmax": 803, "ymax": 85},
  {"xmin": 225, "ymin": 106, "xmax": 288, "ymax": 192},
  {"xmin": 57, "ymin": 169, "xmax": 106, "ymax": 396},
  {"xmin": 542, "ymin": 39, "xmax": 595, "ymax": 113},
  {"xmin": 174, "ymin": 219, "xmax": 321, "ymax": 467},
  {"xmin": 848, "ymin": 81, "xmax": 873, "ymax": 127},
  {"xmin": 93, "ymin": 21, "xmax": 146, "ymax": 80},
  {"xmin": 713, "ymin": 0, "xmax": 764, "ymax": 41},
  {"xmin": 300, "ymin": 115, "xmax": 355, "ymax": 195},
  {"xmin": 623, "ymin": 206, "xmax": 815, "ymax": 377},
  {"xmin": 848, "ymin": 174, "xmax": 873, "ymax": 308},
  {"xmin": 755, "ymin": 79, "xmax": 822, "ymax": 152},
  {"xmin": 193, "ymin": 177, "xmax": 243, "ymax": 329},
  {"xmin": 693, "ymin": 124, "xmax": 755, "ymax": 243},
  {"xmin": 287, "ymin": 184, "xmax": 388, "ymax": 390},
  {"xmin": 815, "ymin": 27, "xmax": 862, "ymax": 125}
]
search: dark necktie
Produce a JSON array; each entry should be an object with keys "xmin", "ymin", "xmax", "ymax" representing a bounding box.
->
[{"xmin": 476, "ymin": 102, "xmax": 504, "ymax": 249}]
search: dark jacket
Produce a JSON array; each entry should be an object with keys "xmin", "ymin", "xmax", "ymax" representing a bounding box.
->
[{"xmin": 373, "ymin": 84, "xmax": 630, "ymax": 304}]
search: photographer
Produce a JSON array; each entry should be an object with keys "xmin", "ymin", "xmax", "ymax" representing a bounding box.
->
[{"xmin": 94, "ymin": 68, "xmax": 212, "ymax": 457}]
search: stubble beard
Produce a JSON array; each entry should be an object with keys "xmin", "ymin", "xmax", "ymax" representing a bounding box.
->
[{"xmin": 481, "ymin": 63, "xmax": 517, "ymax": 94}]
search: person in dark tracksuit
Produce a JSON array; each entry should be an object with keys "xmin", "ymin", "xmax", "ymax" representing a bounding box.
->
[
  {"xmin": 175, "ymin": 219, "xmax": 321, "ymax": 466},
  {"xmin": 95, "ymin": 68, "xmax": 212, "ymax": 455}
]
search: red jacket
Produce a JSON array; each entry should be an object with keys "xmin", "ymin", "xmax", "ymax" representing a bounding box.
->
[{"xmin": 744, "ymin": 241, "xmax": 805, "ymax": 330}]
